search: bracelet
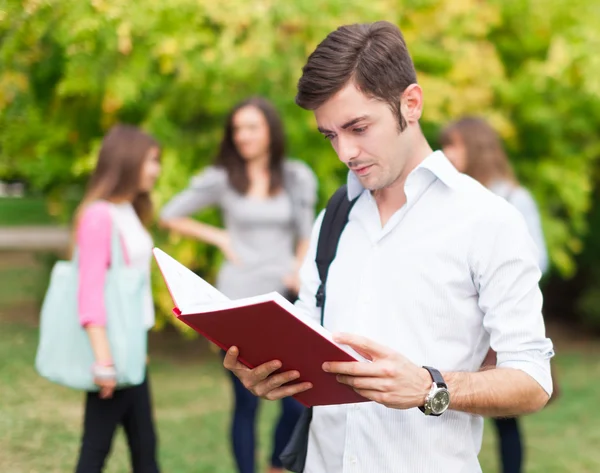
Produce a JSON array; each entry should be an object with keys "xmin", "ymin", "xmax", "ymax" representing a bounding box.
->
[{"xmin": 92, "ymin": 363, "xmax": 117, "ymax": 380}]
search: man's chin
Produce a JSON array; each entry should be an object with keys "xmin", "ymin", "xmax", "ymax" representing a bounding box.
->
[{"xmin": 358, "ymin": 175, "xmax": 384, "ymax": 192}]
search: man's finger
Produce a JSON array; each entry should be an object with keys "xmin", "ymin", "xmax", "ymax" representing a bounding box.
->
[
  {"xmin": 224, "ymin": 347, "xmax": 284, "ymax": 389},
  {"xmin": 223, "ymin": 346, "xmax": 246, "ymax": 371},
  {"xmin": 251, "ymin": 359, "xmax": 284, "ymax": 382},
  {"xmin": 335, "ymin": 374, "xmax": 388, "ymax": 391},
  {"xmin": 254, "ymin": 370, "xmax": 302, "ymax": 397},
  {"xmin": 262, "ymin": 382, "xmax": 313, "ymax": 401},
  {"xmin": 333, "ymin": 333, "xmax": 394, "ymax": 360},
  {"xmin": 323, "ymin": 360, "xmax": 382, "ymax": 377}
]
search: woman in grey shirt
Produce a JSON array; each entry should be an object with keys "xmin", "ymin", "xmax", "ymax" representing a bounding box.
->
[
  {"xmin": 441, "ymin": 117, "xmax": 549, "ymax": 473},
  {"xmin": 160, "ymin": 97, "xmax": 317, "ymax": 473}
]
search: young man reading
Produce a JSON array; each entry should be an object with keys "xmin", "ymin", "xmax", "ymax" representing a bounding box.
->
[{"xmin": 224, "ymin": 21, "xmax": 553, "ymax": 472}]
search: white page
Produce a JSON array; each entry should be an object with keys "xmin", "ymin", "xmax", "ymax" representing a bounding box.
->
[{"xmin": 153, "ymin": 247, "xmax": 229, "ymax": 309}]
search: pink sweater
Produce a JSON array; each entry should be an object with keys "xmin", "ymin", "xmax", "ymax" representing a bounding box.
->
[{"xmin": 76, "ymin": 202, "xmax": 128, "ymax": 327}]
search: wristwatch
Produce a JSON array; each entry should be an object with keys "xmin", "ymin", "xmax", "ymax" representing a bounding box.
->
[{"xmin": 418, "ymin": 366, "xmax": 450, "ymax": 416}]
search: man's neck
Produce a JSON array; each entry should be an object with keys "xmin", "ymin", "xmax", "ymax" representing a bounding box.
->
[{"xmin": 374, "ymin": 136, "xmax": 433, "ymax": 227}]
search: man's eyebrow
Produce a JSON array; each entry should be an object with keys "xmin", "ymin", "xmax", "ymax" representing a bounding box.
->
[
  {"xmin": 341, "ymin": 116, "xmax": 369, "ymax": 130},
  {"xmin": 317, "ymin": 116, "xmax": 370, "ymax": 135},
  {"xmin": 317, "ymin": 127, "xmax": 333, "ymax": 135}
]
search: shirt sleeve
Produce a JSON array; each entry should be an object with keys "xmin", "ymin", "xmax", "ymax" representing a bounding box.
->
[
  {"xmin": 294, "ymin": 210, "xmax": 325, "ymax": 324},
  {"xmin": 507, "ymin": 187, "xmax": 549, "ymax": 274},
  {"xmin": 76, "ymin": 202, "xmax": 112, "ymax": 327},
  {"xmin": 285, "ymin": 160, "xmax": 318, "ymax": 240},
  {"xmin": 471, "ymin": 202, "xmax": 554, "ymax": 396},
  {"xmin": 160, "ymin": 166, "xmax": 228, "ymax": 220}
]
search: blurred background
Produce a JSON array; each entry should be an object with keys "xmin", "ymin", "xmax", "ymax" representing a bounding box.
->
[{"xmin": 1, "ymin": 0, "xmax": 600, "ymax": 472}]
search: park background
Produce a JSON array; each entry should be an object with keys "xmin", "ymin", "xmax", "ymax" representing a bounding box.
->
[{"xmin": 1, "ymin": 0, "xmax": 600, "ymax": 471}]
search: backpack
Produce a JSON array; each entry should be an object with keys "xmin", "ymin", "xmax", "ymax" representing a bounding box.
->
[{"xmin": 280, "ymin": 184, "xmax": 359, "ymax": 472}]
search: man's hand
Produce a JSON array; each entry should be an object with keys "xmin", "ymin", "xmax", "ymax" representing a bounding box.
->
[
  {"xmin": 223, "ymin": 346, "xmax": 313, "ymax": 400},
  {"xmin": 323, "ymin": 333, "xmax": 431, "ymax": 409}
]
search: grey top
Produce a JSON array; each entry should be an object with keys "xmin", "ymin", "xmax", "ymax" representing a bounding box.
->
[
  {"xmin": 489, "ymin": 179, "xmax": 549, "ymax": 274},
  {"xmin": 161, "ymin": 160, "xmax": 318, "ymax": 299}
]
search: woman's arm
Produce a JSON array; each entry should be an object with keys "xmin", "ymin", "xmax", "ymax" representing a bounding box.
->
[
  {"xmin": 160, "ymin": 217, "xmax": 238, "ymax": 263},
  {"xmin": 76, "ymin": 202, "xmax": 117, "ymax": 398},
  {"xmin": 160, "ymin": 167, "xmax": 237, "ymax": 259},
  {"xmin": 285, "ymin": 160, "xmax": 318, "ymax": 294},
  {"xmin": 284, "ymin": 238, "xmax": 311, "ymax": 295}
]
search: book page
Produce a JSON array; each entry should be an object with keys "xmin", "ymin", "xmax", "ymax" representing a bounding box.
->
[{"xmin": 153, "ymin": 247, "xmax": 229, "ymax": 310}]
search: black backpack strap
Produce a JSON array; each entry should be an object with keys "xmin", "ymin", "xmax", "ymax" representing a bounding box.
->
[{"xmin": 315, "ymin": 184, "xmax": 359, "ymax": 325}]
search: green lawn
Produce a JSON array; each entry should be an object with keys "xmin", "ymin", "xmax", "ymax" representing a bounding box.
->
[
  {"xmin": 1, "ymin": 252, "xmax": 599, "ymax": 472},
  {"xmin": 1, "ymin": 320, "xmax": 599, "ymax": 473}
]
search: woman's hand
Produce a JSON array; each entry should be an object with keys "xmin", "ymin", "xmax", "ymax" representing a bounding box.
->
[
  {"xmin": 92, "ymin": 363, "xmax": 117, "ymax": 399},
  {"xmin": 216, "ymin": 230, "xmax": 240, "ymax": 265},
  {"xmin": 283, "ymin": 271, "xmax": 301, "ymax": 295}
]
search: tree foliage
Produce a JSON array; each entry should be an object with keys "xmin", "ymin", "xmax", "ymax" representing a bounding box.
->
[{"xmin": 2, "ymin": 0, "xmax": 600, "ymax": 327}]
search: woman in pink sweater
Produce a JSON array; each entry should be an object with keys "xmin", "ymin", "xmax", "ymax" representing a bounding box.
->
[{"xmin": 73, "ymin": 125, "xmax": 162, "ymax": 473}]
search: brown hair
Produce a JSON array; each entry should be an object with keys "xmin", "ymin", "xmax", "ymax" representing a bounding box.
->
[
  {"xmin": 74, "ymin": 124, "xmax": 160, "ymax": 231},
  {"xmin": 296, "ymin": 21, "xmax": 417, "ymax": 130},
  {"xmin": 215, "ymin": 96, "xmax": 285, "ymax": 195},
  {"xmin": 439, "ymin": 117, "xmax": 516, "ymax": 187}
]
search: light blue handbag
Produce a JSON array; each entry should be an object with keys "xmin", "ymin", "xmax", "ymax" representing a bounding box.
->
[{"xmin": 35, "ymin": 216, "xmax": 148, "ymax": 391}]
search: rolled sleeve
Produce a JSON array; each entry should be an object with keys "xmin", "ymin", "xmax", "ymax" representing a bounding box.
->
[
  {"xmin": 160, "ymin": 166, "xmax": 227, "ymax": 220},
  {"xmin": 472, "ymin": 201, "xmax": 554, "ymax": 396}
]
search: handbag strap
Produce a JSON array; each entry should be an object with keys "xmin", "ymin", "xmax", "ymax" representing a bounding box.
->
[
  {"xmin": 72, "ymin": 202, "xmax": 130, "ymax": 268},
  {"xmin": 107, "ymin": 204, "xmax": 130, "ymax": 268}
]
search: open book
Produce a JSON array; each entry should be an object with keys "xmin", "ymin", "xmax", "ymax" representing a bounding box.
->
[{"xmin": 153, "ymin": 247, "xmax": 368, "ymax": 407}]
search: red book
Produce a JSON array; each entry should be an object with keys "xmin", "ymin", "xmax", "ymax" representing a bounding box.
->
[{"xmin": 153, "ymin": 247, "xmax": 368, "ymax": 407}]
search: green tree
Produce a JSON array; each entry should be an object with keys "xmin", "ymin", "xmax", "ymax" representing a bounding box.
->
[{"xmin": 2, "ymin": 0, "xmax": 600, "ymax": 327}]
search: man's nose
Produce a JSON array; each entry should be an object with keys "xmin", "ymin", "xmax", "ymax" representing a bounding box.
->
[{"xmin": 335, "ymin": 136, "xmax": 359, "ymax": 164}]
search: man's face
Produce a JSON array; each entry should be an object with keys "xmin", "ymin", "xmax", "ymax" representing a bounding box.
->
[{"xmin": 314, "ymin": 83, "xmax": 409, "ymax": 192}]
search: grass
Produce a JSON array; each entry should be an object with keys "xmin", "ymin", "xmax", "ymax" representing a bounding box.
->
[
  {"xmin": 2, "ymin": 252, "xmax": 600, "ymax": 472},
  {"xmin": 3, "ymin": 322, "xmax": 600, "ymax": 472},
  {"xmin": 0, "ymin": 197, "xmax": 57, "ymax": 226},
  {"xmin": 0, "ymin": 322, "xmax": 284, "ymax": 473}
]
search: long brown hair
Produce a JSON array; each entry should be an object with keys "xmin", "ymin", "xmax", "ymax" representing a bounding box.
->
[
  {"xmin": 296, "ymin": 21, "xmax": 417, "ymax": 131},
  {"xmin": 215, "ymin": 97, "xmax": 285, "ymax": 195},
  {"xmin": 74, "ymin": 124, "xmax": 160, "ymax": 231},
  {"xmin": 439, "ymin": 117, "xmax": 516, "ymax": 186}
]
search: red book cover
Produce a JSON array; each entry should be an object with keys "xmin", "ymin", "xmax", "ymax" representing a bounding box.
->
[{"xmin": 153, "ymin": 248, "xmax": 368, "ymax": 407}]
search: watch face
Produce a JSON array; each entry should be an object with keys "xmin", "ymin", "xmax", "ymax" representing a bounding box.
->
[{"xmin": 431, "ymin": 389, "xmax": 450, "ymax": 414}]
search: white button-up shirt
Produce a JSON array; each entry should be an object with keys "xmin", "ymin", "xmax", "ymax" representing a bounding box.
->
[{"xmin": 295, "ymin": 151, "xmax": 554, "ymax": 473}]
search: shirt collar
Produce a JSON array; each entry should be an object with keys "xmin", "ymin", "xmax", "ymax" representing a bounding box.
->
[{"xmin": 346, "ymin": 150, "xmax": 460, "ymax": 200}]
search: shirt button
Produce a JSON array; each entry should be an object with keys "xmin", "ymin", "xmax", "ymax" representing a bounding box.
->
[{"xmin": 349, "ymin": 455, "xmax": 358, "ymax": 464}]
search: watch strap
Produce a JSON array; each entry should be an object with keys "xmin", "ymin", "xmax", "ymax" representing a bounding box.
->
[
  {"xmin": 422, "ymin": 366, "xmax": 446, "ymax": 388},
  {"xmin": 419, "ymin": 366, "xmax": 447, "ymax": 416}
]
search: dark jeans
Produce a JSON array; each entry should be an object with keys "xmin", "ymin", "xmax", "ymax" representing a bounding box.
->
[
  {"xmin": 228, "ymin": 370, "xmax": 304, "ymax": 473},
  {"xmin": 75, "ymin": 375, "xmax": 160, "ymax": 473},
  {"xmin": 494, "ymin": 417, "xmax": 523, "ymax": 473}
]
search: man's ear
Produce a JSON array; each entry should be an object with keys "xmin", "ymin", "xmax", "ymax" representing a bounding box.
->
[{"xmin": 401, "ymin": 84, "xmax": 423, "ymax": 123}]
